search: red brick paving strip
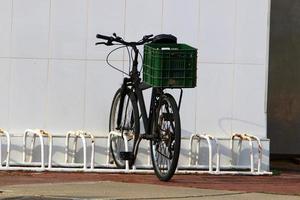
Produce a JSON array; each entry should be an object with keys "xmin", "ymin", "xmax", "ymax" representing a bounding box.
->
[{"xmin": 0, "ymin": 172, "xmax": 299, "ymax": 196}]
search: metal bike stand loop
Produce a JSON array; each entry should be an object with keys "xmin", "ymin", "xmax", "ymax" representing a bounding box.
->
[
  {"xmin": 65, "ymin": 130, "xmax": 95, "ymax": 170},
  {"xmin": 0, "ymin": 129, "xmax": 11, "ymax": 168},
  {"xmin": 108, "ymin": 131, "xmax": 131, "ymax": 171},
  {"xmin": 107, "ymin": 131, "xmax": 152, "ymax": 170},
  {"xmin": 23, "ymin": 129, "xmax": 53, "ymax": 169},
  {"xmin": 188, "ymin": 133, "xmax": 220, "ymax": 173},
  {"xmin": 0, "ymin": 129, "xmax": 269, "ymax": 175},
  {"xmin": 230, "ymin": 133, "xmax": 263, "ymax": 173}
]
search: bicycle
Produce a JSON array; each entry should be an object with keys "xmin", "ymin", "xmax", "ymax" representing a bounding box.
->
[{"xmin": 95, "ymin": 33, "xmax": 185, "ymax": 181}]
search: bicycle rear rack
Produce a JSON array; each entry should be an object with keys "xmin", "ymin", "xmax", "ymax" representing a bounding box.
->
[{"xmin": 0, "ymin": 129, "xmax": 10, "ymax": 168}]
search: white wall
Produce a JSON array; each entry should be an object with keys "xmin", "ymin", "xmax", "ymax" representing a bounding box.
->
[{"xmin": 0, "ymin": 0, "xmax": 270, "ymax": 139}]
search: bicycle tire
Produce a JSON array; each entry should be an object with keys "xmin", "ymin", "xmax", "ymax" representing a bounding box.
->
[
  {"xmin": 109, "ymin": 88, "xmax": 140, "ymax": 168},
  {"xmin": 150, "ymin": 93, "xmax": 181, "ymax": 181}
]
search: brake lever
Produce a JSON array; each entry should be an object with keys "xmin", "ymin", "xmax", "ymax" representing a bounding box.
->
[
  {"xmin": 95, "ymin": 42, "xmax": 106, "ymax": 46},
  {"xmin": 106, "ymin": 40, "xmax": 114, "ymax": 46},
  {"xmin": 95, "ymin": 41, "xmax": 114, "ymax": 46}
]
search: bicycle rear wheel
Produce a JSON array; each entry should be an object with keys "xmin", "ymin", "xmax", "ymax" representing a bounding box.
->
[
  {"xmin": 150, "ymin": 94, "xmax": 181, "ymax": 181},
  {"xmin": 109, "ymin": 88, "xmax": 140, "ymax": 168}
]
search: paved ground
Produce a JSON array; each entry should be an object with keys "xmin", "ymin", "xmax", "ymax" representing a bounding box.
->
[
  {"xmin": 0, "ymin": 171, "xmax": 299, "ymax": 199},
  {"xmin": 0, "ymin": 181, "xmax": 300, "ymax": 200}
]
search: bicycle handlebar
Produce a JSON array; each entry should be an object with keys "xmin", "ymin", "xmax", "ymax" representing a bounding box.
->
[
  {"xmin": 95, "ymin": 33, "xmax": 153, "ymax": 46},
  {"xmin": 96, "ymin": 34, "xmax": 113, "ymax": 41}
]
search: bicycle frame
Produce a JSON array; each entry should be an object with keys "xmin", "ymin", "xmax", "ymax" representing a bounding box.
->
[
  {"xmin": 116, "ymin": 46, "xmax": 161, "ymax": 138},
  {"xmin": 98, "ymin": 33, "xmax": 183, "ymax": 180}
]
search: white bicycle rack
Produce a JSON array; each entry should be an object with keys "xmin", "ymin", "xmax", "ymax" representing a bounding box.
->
[
  {"xmin": 107, "ymin": 131, "xmax": 152, "ymax": 171},
  {"xmin": 187, "ymin": 133, "xmax": 264, "ymax": 175},
  {"xmin": 188, "ymin": 133, "xmax": 220, "ymax": 173},
  {"xmin": 65, "ymin": 130, "xmax": 95, "ymax": 170},
  {"xmin": 107, "ymin": 131, "xmax": 132, "ymax": 171},
  {"xmin": 231, "ymin": 133, "xmax": 263, "ymax": 173},
  {"xmin": 0, "ymin": 129, "xmax": 10, "ymax": 168},
  {"xmin": 23, "ymin": 129, "xmax": 52, "ymax": 169},
  {"xmin": 0, "ymin": 128, "xmax": 270, "ymax": 175}
]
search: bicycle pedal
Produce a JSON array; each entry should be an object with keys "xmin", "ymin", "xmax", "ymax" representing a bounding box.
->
[{"xmin": 119, "ymin": 152, "xmax": 134, "ymax": 161}]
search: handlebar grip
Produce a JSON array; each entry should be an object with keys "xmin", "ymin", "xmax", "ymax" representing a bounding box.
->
[{"xmin": 96, "ymin": 34, "xmax": 112, "ymax": 40}]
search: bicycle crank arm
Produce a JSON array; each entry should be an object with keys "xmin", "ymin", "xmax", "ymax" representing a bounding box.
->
[{"xmin": 140, "ymin": 134, "xmax": 154, "ymax": 140}]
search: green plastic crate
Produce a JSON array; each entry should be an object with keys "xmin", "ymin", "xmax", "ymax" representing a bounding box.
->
[{"xmin": 143, "ymin": 43, "xmax": 197, "ymax": 88}]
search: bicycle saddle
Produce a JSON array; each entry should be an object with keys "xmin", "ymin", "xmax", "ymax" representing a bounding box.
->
[{"xmin": 151, "ymin": 34, "xmax": 177, "ymax": 44}]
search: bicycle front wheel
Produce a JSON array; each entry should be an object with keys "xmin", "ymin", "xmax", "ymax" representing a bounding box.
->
[
  {"xmin": 150, "ymin": 93, "xmax": 181, "ymax": 181},
  {"xmin": 109, "ymin": 88, "xmax": 140, "ymax": 168}
]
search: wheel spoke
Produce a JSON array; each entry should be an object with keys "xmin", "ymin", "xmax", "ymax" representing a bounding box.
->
[
  {"xmin": 151, "ymin": 95, "xmax": 181, "ymax": 181},
  {"xmin": 109, "ymin": 90, "xmax": 139, "ymax": 169}
]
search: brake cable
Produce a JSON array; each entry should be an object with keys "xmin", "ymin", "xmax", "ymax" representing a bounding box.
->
[{"xmin": 106, "ymin": 46, "xmax": 129, "ymax": 76}]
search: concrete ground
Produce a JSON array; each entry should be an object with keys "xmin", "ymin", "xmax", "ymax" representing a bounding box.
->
[
  {"xmin": 0, "ymin": 171, "xmax": 299, "ymax": 200},
  {"xmin": 0, "ymin": 181, "xmax": 300, "ymax": 200}
]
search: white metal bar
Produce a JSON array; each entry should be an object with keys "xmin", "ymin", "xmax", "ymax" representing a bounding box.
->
[
  {"xmin": 65, "ymin": 131, "xmax": 72, "ymax": 163},
  {"xmin": 123, "ymin": 134, "xmax": 129, "ymax": 171},
  {"xmin": 189, "ymin": 134, "xmax": 198, "ymax": 166},
  {"xmin": 189, "ymin": 134, "xmax": 219, "ymax": 172},
  {"xmin": 109, "ymin": 131, "xmax": 132, "ymax": 170},
  {"xmin": 72, "ymin": 136, "xmax": 78, "ymax": 163},
  {"xmin": 23, "ymin": 129, "xmax": 45, "ymax": 169},
  {"xmin": 0, "ymin": 129, "xmax": 9, "ymax": 168},
  {"xmin": 244, "ymin": 134, "xmax": 263, "ymax": 173},
  {"xmin": 196, "ymin": 137, "xmax": 200, "ymax": 165},
  {"xmin": 0, "ymin": 166, "xmax": 272, "ymax": 175},
  {"xmin": 39, "ymin": 130, "xmax": 53, "ymax": 169},
  {"xmin": 215, "ymin": 138, "xmax": 220, "ymax": 172},
  {"xmin": 78, "ymin": 133, "xmax": 87, "ymax": 170},
  {"xmin": 23, "ymin": 132, "xmax": 26, "ymax": 163},
  {"xmin": 66, "ymin": 131, "xmax": 81, "ymax": 167},
  {"xmin": 106, "ymin": 133, "xmax": 111, "ymax": 166},
  {"xmin": 5, "ymin": 131, "xmax": 10, "ymax": 168},
  {"xmin": 4, "ymin": 131, "xmax": 269, "ymax": 175},
  {"xmin": 0, "ymin": 136, "xmax": 2, "ymax": 167},
  {"xmin": 90, "ymin": 135, "xmax": 95, "ymax": 169},
  {"xmin": 247, "ymin": 137, "xmax": 254, "ymax": 173},
  {"xmin": 231, "ymin": 133, "xmax": 263, "ymax": 173},
  {"xmin": 231, "ymin": 134, "xmax": 241, "ymax": 166},
  {"xmin": 30, "ymin": 135, "xmax": 36, "ymax": 163},
  {"xmin": 0, "ymin": 129, "xmax": 10, "ymax": 168},
  {"xmin": 38, "ymin": 132, "xmax": 45, "ymax": 169},
  {"xmin": 65, "ymin": 131, "xmax": 96, "ymax": 169},
  {"xmin": 206, "ymin": 136, "xmax": 213, "ymax": 172},
  {"xmin": 78, "ymin": 131, "xmax": 95, "ymax": 169},
  {"xmin": 48, "ymin": 134, "xmax": 53, "ymax": 168}
]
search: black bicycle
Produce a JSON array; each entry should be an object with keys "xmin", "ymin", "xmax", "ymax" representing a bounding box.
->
[{"xmin": 96, "ymin": 33, "xmax": 182, "ymax": 181}]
